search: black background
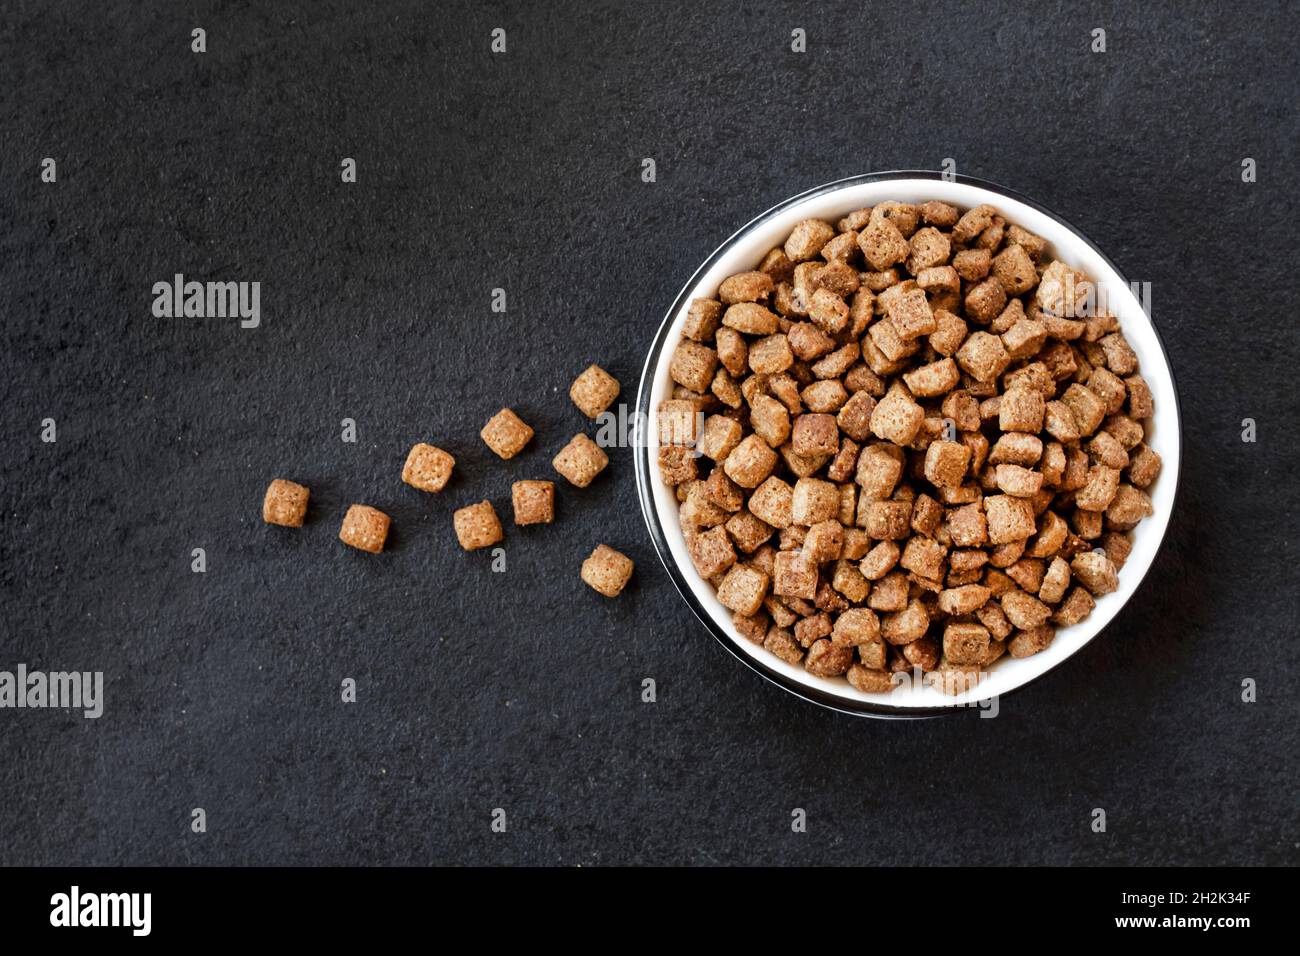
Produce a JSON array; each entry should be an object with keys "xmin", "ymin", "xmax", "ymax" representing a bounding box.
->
[{"xmin": 1, "ymin": 1, "xmax": 1297, "ymax": 866}]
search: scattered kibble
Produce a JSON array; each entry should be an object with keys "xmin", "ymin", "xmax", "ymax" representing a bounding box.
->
[
  {"xmin": 339, "ymin": 504, "xmax": 390, "ymax": 554},
  {"xmin": 262, "ymin": 478, "xmax": 309, "ymax": 527},
  {"xmin": 401, "ymin": 442, "xmax": 455, "ymax": 493},
  {"xmin": 581, "ymin": 544, "xmax": 634, "ymax": 597},
  {"xmin": 453, "ymin": 500, "xmax": 504, "ymax": 551}
]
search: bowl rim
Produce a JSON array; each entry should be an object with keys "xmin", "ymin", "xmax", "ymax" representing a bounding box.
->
[{"xmin": 633, "ymin": 170, "xmax": 1184, "ymax": 719}]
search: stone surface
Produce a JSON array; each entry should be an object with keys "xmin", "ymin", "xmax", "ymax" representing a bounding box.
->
[{"xmin": 0, "ymin": 1, "xmax": 1295, "ymax": 865}]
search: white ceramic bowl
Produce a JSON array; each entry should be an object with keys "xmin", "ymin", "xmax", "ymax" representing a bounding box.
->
[{"xmin": 634, "ymin": 172, "xmax": 1181, "ymax": 717}]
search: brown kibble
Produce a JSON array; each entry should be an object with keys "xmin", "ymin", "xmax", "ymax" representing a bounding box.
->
[
  {"xmin": 664, "ymin": 198, "xmax": 1158, "ymax": 690},
  {"xmin": 402, "ymin": 443, "xmax": 456, "ymax": 493},
  {"xmin": 717, "ymin": 563, "xmax": 769, "ymax": 615},
  {"xmin": 263, "ymin": 478, "xmax": 309, "ymax": 527},
  {"xmin": 453, "ymin": 500, "xmax": 503, "ymax": 551},
  {"xmin": 339, "ymin": 504, "xmax": 390, "ymax": 553},
  {"xmin": 581, "ymin": 544, "xmax": 634, "ymax": 597},
  {"xmin": 511, "ymin": 480, "xmax": 555, "ymax": 526},
  {"xmin": 481, "ymin": 408, "xmax": 535, "ymax": 460},
  {"xmin": 553, "ymin": 433, "xmax": 609, "ymax": 487},
  {"xmin": 569, "ymin": 364, "xmax": 621, "ymax": 419}
]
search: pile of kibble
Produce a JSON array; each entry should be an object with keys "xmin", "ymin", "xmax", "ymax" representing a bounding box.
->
[
  {"xmin": 657, "ymin": 200, "xmax": 1161, "ymax": 694},
  {"xmin": 262, "ymin": 363, "xmax": 634, "ymax": 597}
]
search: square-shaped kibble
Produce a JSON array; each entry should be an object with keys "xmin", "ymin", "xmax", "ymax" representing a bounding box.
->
[
  {"xmin": 791, "ymin": 413, "xmax": 839, "ymax": 457},
  {"xmin": 716, "ymin": 564, "xmax": 769, "ymax": 615},
  {"xmin": 773, "ymin": 550, "xmax": 818, "ymax": 601},
  {"xmin": 454, "ymin": 499, "xmax": 504, "ymax": 550},
  {"xmin": 669, "ymin": 340, "xmax": 719, "ymax": 393},
  {"xmin": 263, "ymin": 478, "xmax": 309, "ymax": 527},
  {"xmin": 985, "ymin": 494, "xmax": 1037, "ymax": 545},
  {"xmin": 339, "ymin": 504, "xmax": 390, "ymax": 553},
  {"xmin": 657, "ymin": 399, "xmax": 701, "ymax": 446},
  {"xmin": 723, "ymin": 434, "xmax": 778, "ymax": 489},
  {"xmin": 581, "ymin": 544, "xmax": 634, "ymax": 597},
  {"xmin": 481, "ymin": 408, "xmax": 535, "ymax": 459},
  {"xmin": 402, "ymin": 443, "xmax": 456, "ymax": 493},
  {"xmin": 511, "ymin": 480, "xmax": 555, "ymax": 526},
  {"xmin": 658, "ymin": 445, "xmax": 697, "ymax": 486},
  {"xmin": 553, "ymin": 433, "xmax": 609, "ymax": 487},
  {"xmin": 569, "ymin": 364, "xmax": 621, "ymax": 419}
]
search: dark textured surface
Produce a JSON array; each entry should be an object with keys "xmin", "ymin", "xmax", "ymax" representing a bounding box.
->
[{"xmin": 1, "ymin": 1, "xmax": 1297, "ymax": 866}]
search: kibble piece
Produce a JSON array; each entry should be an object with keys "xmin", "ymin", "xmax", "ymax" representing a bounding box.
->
[
  {"xmin": 882, "ymin": 599, "xmax": 930, "ymax": 645},
  {"xmin": 1070, "ymin": 551, "xmax": 1119, "ymax": 596},
  {"xmin": 1008, "ymin": 625, "xmax": 1055, "ymax": 658},
  {"xmin": 511, "ymin": 480, "xmax": 555, "ymax": 526},
  {"xmin": 1075, "ymin": 464, "xmax": 1121, "ymax": 512},
  {"xmin": 696, "ymin": 414, "xmax": 744, "ymax": 461},
  {"xmin": 773, "ymin": 550, "xmax": 819, "ymax": 601},
  {"xmin": 723, "ymin": 433, "xmax": 779, "ymax": 489},
  {"xmin": 670, "ymin": 340, "xmax": 720, "ymax": 392},
  {"xmin": 944, "ymin": 622, "xmax": 991, "ymax": 666},
  {"xmin": 870, "ymin": 382, "xmax": 925, "ymax": 445},
  {"xmin": 804, "ymin": 520, "xmax": 844, "ymax": 563},
  {"xmin": 991, "ymin": 243, "xmax": 1039, "ymax": 296},
  {"xmin": 985, "ymin": 494, "xmax": 1037, "ymax": 545},
  {"xmin": 791, "ymin": 477, "xmax": 840, "ymax": 525},
  {"xmin": 481, "ymin": 408, "xmax": 535, "ymax": 460},
  {"xmin": 856, "ymin": 444, "xmax": 904, "ymax": 499},
  {"xmin": 923, "ymin": 440, "xmax": 972, "ymax": 489},
  {"xmin": 964, "ymin": 277, "xmax": 1008, "ymax": 324},
  {"xmin": 569, "ymin": 365, "xmax": 621, "ymax": 419},
  {"xmin": 748, "ymin": 476, "xmax": 794, "ymax": 529},
  {"xmin": 688, "ymin": 525, "xmax": 737, "ymax": 579},
  {"xmin": 658, "ymin": 445, "xmax": 697, "ymax": 486},
  {"xmin": 714, "ymin": 564, "xmax": 768, "ymax": 615},
  {"xmin": 995, "ymin": 463, "xmax": 1043, "ymax": 498},
  {"xmin": 339, "ymin": 504, "xmax": 391, "ymax": 553},
  {"xmin": 581, "ymin": 544, "xmax": 635, "ymax": 597},
  {"xmin": 723, "ymin": 302, "xmax": 780, "ymax": 336},
  {"xmin": 683, "ymin": 298, "xmax": 723, "ymax": 341},
  {"xmin": 719, "ymin": 270, "xmax": 775, "ymax": 304},
  {"xmin": 999, "ymin": 388, "xmax": 1045, "ymax": 433},
  {"xmin": 748, "ymin": 333, "xmax": 794, "ymax": 375},
  {"xmin": 1127, "ymin": 444, "xmax": 1162, "ymax": 488},
  {"xmin": 805, "ymin": 639, "xmax": 855, "ymax": 677},
  {"xmin": 858, "ymin": 217, "xmax": 910, "ymax": 271},
  {"xmin": 791, "ymin": 412, "xmax": 840, "ymax": 457},
  {"xmin": 785, "ymin": 219, "xmax": 836, "ymax": 261},
  {"xmin": 402, "ymin": 443, "xmax": 456, "ymax": 493},
  {"xmin": 263, "ymin": 478, "xmax": 309, "ymax": 527},
  {"xmin": 1001, "ymin": 590, "xmax": 1052, "ymax": 630},
  {"xmin": 1039, "ymin": 556, "xmax": 1071, "ymax": 604},
  {"xmin": 938, "ymin": 584, "xmax": 992, "ymax": 615},
  {"xmin": 657, "ymin": 399, "xmax": 700, "ymax": 446},
  {"xmin": 553, "ymin": 433, "xmax": 609, "ymax": 487},
  {"xmin": 1061, "ymin": 383, "xmax": 1107, "ymax": 437},
  {"xmin": 724, "ymin": 508, "xmax": 773, "ymax": 553},
  {"xmin": 955, "ymin": 331, "xmax": 1011, "ymax": 383},
  {"xmin": 453, "ymin": 500, "xmax": 503, "ymax": 551}
]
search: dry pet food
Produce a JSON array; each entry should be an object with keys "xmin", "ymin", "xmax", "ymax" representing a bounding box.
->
[
  {"xmin": 553, "ymin": 433, "xmax": 609, "ymax": 487},
  {"xmin": 659, "ymin": 200, "xmax": 1161, "ymax": 694},
  {"xmin": 339, "ymin": 504, "xmax": 391, "ymax": 553},
  {"xmin": 570, "ymin": 364, "xmax": 621, "ymax": 419},
  {"xmin": 581, "ymin": 544, "xmax": 634, "ymax": 597},
  {"xmin": 481, "ymin": 408, "xmax": 535, "ymax": 459},
  {"xmin": 263, "ymin": 478, "xmax": 309, "ymax": 527},
  {"xmin": 402, "ymin": 442, "xmax": 456, "ymax": 493},
  {"xmin": 454, "ymin": 500, "xmax": 504, "ymax": 550},
  {"xmin": 512, "ymin": 480, "xmax": 555, "ymax": 525}
]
